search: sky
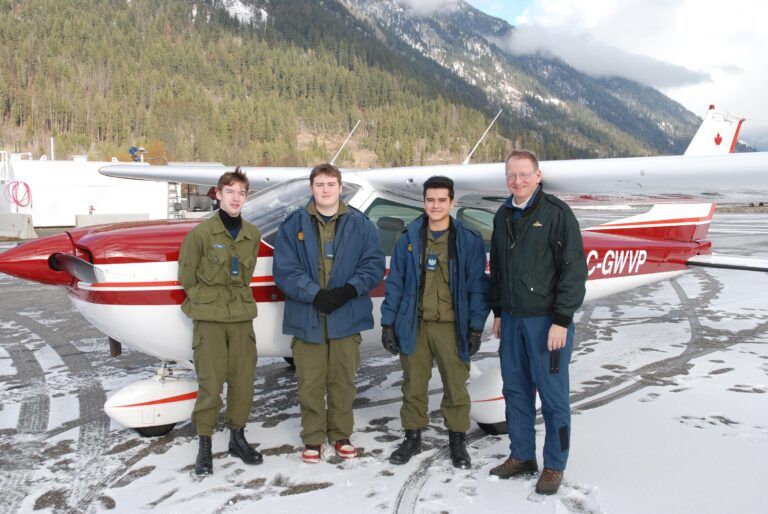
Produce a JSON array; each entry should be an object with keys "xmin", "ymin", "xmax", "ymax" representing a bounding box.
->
[{"xmin": 449, "ymin": 0, "xmax": 768, "ymax": 148}]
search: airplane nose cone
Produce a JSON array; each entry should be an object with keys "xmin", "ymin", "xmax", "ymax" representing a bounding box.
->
[{"xmin": 0, "ymin": 232, "xmax": 76, "ymax": 285}]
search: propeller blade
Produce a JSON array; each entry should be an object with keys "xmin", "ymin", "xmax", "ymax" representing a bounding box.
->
[{"xmin": 48, "ymin": 253, "xmax": 99, "ymax": 283}]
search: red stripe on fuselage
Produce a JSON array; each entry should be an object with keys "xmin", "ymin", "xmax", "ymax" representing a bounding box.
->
[
  {"xmin": 69, "ymin": 236, "xmax": 710, "ymax": 305},
  {"xmin": 116, "ymin": 391, "xmax": 197, "ymax": 408}
]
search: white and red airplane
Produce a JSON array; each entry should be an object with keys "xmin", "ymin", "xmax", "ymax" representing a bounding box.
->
[{"xmin": 1, "ymin": 108, "xmax": 767, "ymax": 437}]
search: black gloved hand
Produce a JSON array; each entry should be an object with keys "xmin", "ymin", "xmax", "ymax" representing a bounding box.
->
[
  {"xmin": 381, "ymin": 325, "xmax": 399, "ymax": 355},
  {"xmin": 334, "ymin": 284, "xmax": 358, "ymax": 302},
  {"xmin": 467, "ymin": 328, "xmax": 483, "ymax": 356},
  {"xmin": 314, "ymin": 285, "xmax": 358, "ymax": 314},
  {"xmin": 313, "ymin": 289, "xmax": 335, "ymax": 314}
]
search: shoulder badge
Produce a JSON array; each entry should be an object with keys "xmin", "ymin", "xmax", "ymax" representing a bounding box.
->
[
  {"xmin": 298, "ymin": 230, "xmax": 304, "ymax": 241},
  {"xmin": 407, "ymin": 243, "xmax": 412, "ymax": 252}
]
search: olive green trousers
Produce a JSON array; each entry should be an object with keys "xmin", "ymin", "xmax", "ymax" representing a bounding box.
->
[
  {"xmin": 400, "ymin": 321, "xmax": 470, "ymax": 432},
  {"xmin": 192, "ymin": 320, "xmax": 257, "ymax": 436},
  {"xmin": 292, "ymin": 334, "xmax": 361, "ymax": 445}
]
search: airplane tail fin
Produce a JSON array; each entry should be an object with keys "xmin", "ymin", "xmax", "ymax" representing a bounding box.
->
[
  {"xmin": 584, "ymin": 203, "xmax": 715, "ymax": 242},
  {"xmin": 684, "ymin": 105, "xmax": 744, "ymax": 156}
]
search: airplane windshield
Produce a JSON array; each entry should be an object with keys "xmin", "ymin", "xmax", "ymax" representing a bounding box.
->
[{"xmin": 238, "ymin": 179, "xmax": 360, "ymax": 245}]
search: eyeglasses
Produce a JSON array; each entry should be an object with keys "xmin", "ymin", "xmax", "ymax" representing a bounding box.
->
[{"xmin": 505, "ymin": 172, "xmax": 535, "ymax": 181}]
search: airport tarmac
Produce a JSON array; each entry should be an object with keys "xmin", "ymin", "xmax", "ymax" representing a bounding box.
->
[{"xmin": 0, "ymin": 211, "xmax": 766, "ymax": 513}]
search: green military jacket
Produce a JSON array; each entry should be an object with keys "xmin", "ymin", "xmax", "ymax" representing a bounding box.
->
[
  {"xmin": 489, "ymin": 188, "xmax": 587, "ymax": 327},
  {"xmin": 178, "ymin": 212, "xmax": 261, "ymax": 322},
  {"xmin": 308, "ymin": 200, "xmax": 349, "ymax": 289},
  {"xmin": 420, "ymin": 230, "xmax": 455, "ymax": 322}
]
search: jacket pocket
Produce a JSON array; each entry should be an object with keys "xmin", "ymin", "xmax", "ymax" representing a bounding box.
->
[
  {"xmin": 521, "ymin": 274, "xmax": 550, "ymax": 297},
  {"xmin": 241, "ymin": 288, "xmax": 255, "ymax": 304},
  {"xmin": 193, "ymin": 287, "xmax": 220, "ymax": 305},
  {"xmin": 202, "ymin": 248, "xmax": 227, "ymax": 282}
]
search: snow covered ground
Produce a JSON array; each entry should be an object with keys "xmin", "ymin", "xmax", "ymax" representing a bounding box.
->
[{"xmin": 0, "ymin": 213, "xmax": 766, "ymax": 513}]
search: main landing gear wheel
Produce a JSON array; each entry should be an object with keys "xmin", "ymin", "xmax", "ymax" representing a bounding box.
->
[
  {"xmin": 134, "ymin": 423, "xmax": 176, "ymax": 438},
  {"xmin": 477, "ymin": 421, "xmax": 507, "ymax": 435}
]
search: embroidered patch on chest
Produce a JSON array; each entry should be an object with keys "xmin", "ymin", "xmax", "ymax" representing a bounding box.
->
[{"xmin": 532, "ymin": 220, "xmax": 543, "ymax": 228}]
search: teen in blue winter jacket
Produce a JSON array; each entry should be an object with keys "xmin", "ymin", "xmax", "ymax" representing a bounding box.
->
[{"xmin": 381, "ymin": 176, "xmax": 490, "ymax": 469}]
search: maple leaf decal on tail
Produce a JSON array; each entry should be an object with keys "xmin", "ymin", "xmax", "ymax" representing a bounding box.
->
[{"xmin": 714, "ymin": 132, "xmax": 723, "ymax": 145}]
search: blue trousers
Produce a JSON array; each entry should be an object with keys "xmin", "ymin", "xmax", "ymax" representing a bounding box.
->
[{"xmin": 499, "ymin": 312, "xmax": 574, "ymax": 471}]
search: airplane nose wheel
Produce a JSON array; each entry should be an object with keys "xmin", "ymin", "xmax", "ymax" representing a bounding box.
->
[{"xmin": 134, "ymin": 423, "xmax": 177, "ymax": 438}]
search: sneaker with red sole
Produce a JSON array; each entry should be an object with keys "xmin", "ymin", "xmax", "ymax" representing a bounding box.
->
[
  {"xmin": 301, "ymin": 444, "xmax": 323, "ymax": 464},
  {"xmin": 333, "ymin": 439, "xmax": 357, "ymax": 459}
]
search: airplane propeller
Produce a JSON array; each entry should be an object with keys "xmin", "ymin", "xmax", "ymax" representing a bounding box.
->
[{"xmin": 48, "ymin": 253, "xmax": 99, "ymax": 283}]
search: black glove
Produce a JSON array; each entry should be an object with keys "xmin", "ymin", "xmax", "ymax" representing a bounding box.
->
[
  {"xmin": 314, "ymin": 285, "xmax": 358, "ymax": 315},
  {"xmin": 332, "ymin": 284, "xmax": 358, "ymax": 303},
  {"xmin": 381, "ymin": 325, "xmax": 399, "ymax": 355},
  {"xmin": 467, "ymin": 328, "xmax": 483, "ymax": 356},
  {"xmin": 313, "ymin": 289, "xmax": 335, "ymax": 314}
]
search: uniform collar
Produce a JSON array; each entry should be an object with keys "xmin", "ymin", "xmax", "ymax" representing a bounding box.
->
[{"xmin": 307, "ymin": 200, "xmax": 349, "ymax": 223}]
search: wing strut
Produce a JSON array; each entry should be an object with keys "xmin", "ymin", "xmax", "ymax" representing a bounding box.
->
[
  {"xmin": 463, "ymin": 109, "xmax": 503, "ymax": 165},
  {"xmin": 330, "ymin": 120, "xmax": 361, "ymax": 166}
]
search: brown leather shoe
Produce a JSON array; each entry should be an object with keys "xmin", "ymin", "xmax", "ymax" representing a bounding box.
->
[
  {"xmin": 535, "ymin": 467, "xmax": 563, "ymax": 495},
  {"xmin": 489, "ymin": 457, "xmax": 538, "ymax": 479}
]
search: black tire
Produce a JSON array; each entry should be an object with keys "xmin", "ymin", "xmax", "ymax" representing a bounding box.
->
[
  {"xmin": 284, "ymin": 356, "xmax": 295, "ymax": 368},
  {"xmin": 134, "ymin": 423, "xmax": 176, "ymax": 438},
  {"xmin": 477, "ymin": 421, "xmax": 507, "ymax": 435}
]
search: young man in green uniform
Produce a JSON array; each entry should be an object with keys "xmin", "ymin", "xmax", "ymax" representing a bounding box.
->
[
  {"xmin": 381, "ymin": 176, "xmax": 490, "ymax": 469},
  {"xmin": 178, "ymin": 168, "xmax": 263, "ymax": 476},
  {"xmin": 273, "ymin": 164, "xmax": 385, "ymax": 463}
]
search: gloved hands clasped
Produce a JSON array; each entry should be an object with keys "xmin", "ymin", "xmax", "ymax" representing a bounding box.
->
[
  {"xmin": 313, "ymin": 284, "xmax": 358, "ymax": 314},
  {"xmin": 381, "ymin": 325, "xmax": 399, "ymax": 355},
  {"xmin": 467, "ymin": 328, "xmax": 483, "ymax": 355}
]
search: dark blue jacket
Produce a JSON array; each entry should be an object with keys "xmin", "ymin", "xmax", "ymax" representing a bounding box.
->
[
  {"xmin": 273, "ymin": 203, "xmax": 385, "ymax": 343},
  {"xmin": 381, "ymin": 215, "xmax": 490, "ymax": 362}
]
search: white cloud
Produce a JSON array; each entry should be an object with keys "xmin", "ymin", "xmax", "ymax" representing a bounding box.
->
[
  {"xmin": 501, "ymin": 25, "xmax": 708, "ymax": 88},
  {"xmin": 509, "ymin": 0, "xmax": 768, "ymax": 145},
  {"xmin": 396, "ymin": 0, "xmax": 459, "ymax": 16}
]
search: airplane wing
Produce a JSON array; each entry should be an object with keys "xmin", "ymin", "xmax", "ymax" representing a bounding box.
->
[
  {"xmin": 684, "ymin": 106, "xmax": 744, "ymax": 156},
  {"xmin": 100, "ymin": 163, "xmax": 312, "ymax": 190},
  {"xmin": 359, "ymin": 151, "xmax": 768, "ymax": 208},
  {"xmin": 99, "ymin": 106, "xmax": 767, "ymax": 204}
]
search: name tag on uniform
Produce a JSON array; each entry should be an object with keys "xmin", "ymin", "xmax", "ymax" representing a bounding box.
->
[
  {"xmin": 426, "ymin": 254, "xmax": 438, "ymax": 271},
  {"xmin": 230, "ymin": 256, "xmax": 240, "ymax": 276},
  {"xmin": 324, "ymin": 241, "xmax": 334, "ymax": 259}
]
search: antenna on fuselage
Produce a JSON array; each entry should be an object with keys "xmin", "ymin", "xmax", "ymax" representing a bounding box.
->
[
  {"xmin": 330, "ymin": 120, "xmax": 361, "ymax": 166},
  {"xmin": 462, "ymin": 109, "xmax": 503, "ymax": 165}
]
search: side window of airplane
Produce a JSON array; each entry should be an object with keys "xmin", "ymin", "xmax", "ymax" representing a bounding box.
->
[
  {"xmin": 365, "ymin": 198, "xmax": 423, "ymax": 255},
  {"xmin": 242, "ymin": 179, "xmax": 361, "ymax": 246},
  {"xmin": 456, "ymin": 207, "xmax": 494, "ymax": 252}
]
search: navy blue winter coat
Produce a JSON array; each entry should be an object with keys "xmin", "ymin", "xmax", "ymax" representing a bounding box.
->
[
  {"xmin": 273, "ymin": 203, "xmax": 386, "ymax": 343},
  {"xmin": 381, "ymin": 215, "xmax": 490, "ymax": 362}
]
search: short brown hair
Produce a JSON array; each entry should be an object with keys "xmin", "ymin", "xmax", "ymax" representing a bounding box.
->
[
  {"xmin": 217, "ymin": 166, "xmax": 249, "ymax": 191},
  {"xmin": 505, "ymin": 149, "xmax": 539, "ymax": 170},
  {"xmin": 309, "ymin": 163, "xmax": 342, "ymax": 185}
]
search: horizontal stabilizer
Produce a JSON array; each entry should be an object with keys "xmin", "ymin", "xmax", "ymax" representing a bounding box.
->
[
  {"xmin": 584, "ymin": 203, "xmax": 715, "ymax": 242},
  {"xmin": 687, "ymin": 254, "xmax": 768, "ymax": 272}
]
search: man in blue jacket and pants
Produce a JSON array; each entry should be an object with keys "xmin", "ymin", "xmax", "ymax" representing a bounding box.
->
[
  {"xmin": 273, "ymin": 163, "xmax": 385, "ymax": 464},
  {"xmin": 381, "ymin": 176, "xmax": 490, "ymax": 469}
]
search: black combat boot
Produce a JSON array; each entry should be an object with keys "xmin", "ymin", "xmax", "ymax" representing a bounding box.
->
[
  {"xmin": 195, "ymin": 435, "xmax": 213, "ymax": 476},
  {"xmin": 229, "ymin": 427, "xmax": 263, "ymax": 465},
  {"xmin": 389, "ymin": 429, "xmax": 422, "ymax": 465},
  {"xmin": 448, "ymin": 431, "xmax": 471, "ymax": 469}
]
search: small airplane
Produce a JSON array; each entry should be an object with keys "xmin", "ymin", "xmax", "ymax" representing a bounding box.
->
[{"xmin": 0, "ymin": 107, "xmax": 766, "ymax": 437}]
